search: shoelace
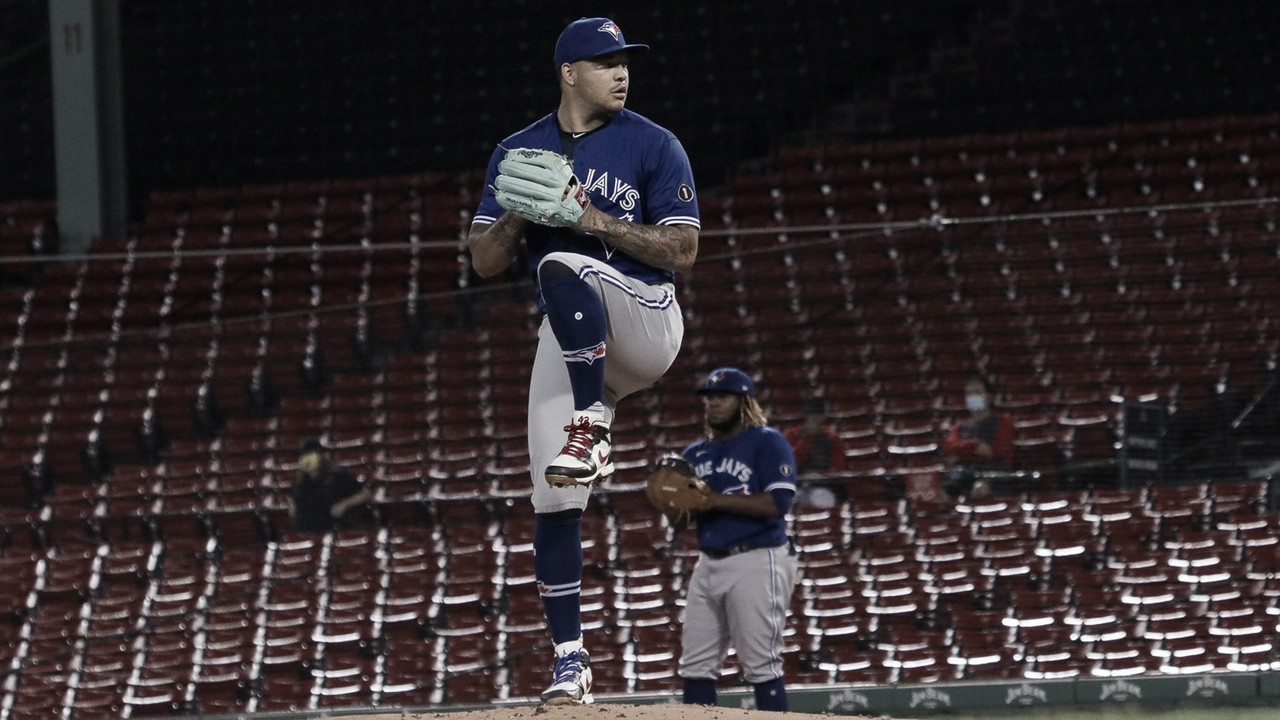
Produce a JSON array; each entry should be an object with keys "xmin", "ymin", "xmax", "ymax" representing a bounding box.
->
[
  {"xmin": 559, "ymin": 418, "xmax": 594, "ymax": 460},
  {"xmin": 553, "ymin": 651, "xmax": 585, "ymax": 684}
]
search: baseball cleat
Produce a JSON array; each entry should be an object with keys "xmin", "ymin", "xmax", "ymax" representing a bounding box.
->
[
  {"xmin": 545, "ymin": 415, "xmax": 613, "ymax": 487},
  {"xmin": 541, "ymin": 647, "xmax": 593, "ymax": 705}
]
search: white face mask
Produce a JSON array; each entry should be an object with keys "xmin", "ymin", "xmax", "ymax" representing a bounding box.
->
[{"xmin": 965, "ymin": 394, "xmax": 987, "ymax": 413}]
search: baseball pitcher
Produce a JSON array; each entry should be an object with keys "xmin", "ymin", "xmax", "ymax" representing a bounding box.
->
[{"xmin": 467, "ymin": 16, "xmax": 700, "ymax": 705}]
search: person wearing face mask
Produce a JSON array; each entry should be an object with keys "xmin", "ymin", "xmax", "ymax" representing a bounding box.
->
[
  {"xmin": 941, "ymin": 375, "xmax": 1015, "ymax": 498},
  {"xmin": 783, "ymin": 396, "xmax": 846, "ymax": 507}
]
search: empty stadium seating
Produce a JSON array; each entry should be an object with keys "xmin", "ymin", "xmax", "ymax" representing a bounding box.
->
[
  {"xmin": 2, "ymin": 487, "xmax": 1278, "ymax": 715},
  {"xmin": 3, "ymin": 112, "xmax": 1280, "ymax": 717}
]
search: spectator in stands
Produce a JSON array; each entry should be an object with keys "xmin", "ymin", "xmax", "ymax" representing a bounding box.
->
[
  {"xmin": 785, "ymin": 397, "xmax": 847, "ymax": 475},
  {"xmin": 783, "ymin": 396, "xmax": 846, "ymax": 507},
  {"xmin": 290, "ymin": 439, "xmax": 370, "ymax": 533},
  {"xmin": 941, "ymin": 375, "xmax": 1015, "ymax": 498}
]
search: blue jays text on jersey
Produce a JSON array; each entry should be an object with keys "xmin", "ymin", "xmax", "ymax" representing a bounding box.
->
[
  {"xmin": 579, "ymin": 168, "xmax": 640, "ymax": 211},
  {"xmin": 683, "ymin": 426, "xmax": 797, "ymax": 554},
  {"xmin": 693, "ymin": 456, "xmax": 754, "ymax": 487}
]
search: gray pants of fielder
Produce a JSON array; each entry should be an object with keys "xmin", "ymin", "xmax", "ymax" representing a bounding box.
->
[{"xmin": 678, "ymin": 544, "xmax": 799, "ymax": 684}]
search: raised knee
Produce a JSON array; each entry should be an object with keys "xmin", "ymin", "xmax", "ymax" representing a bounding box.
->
[{"xmin": 536, "ymin": 254, "xmax": 578, "ymax": 284}]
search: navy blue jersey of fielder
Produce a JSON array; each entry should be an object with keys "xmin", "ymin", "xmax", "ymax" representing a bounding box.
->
[
  {"xmin": 683, "ymin": 426, "xmax": 797, "ymax": 553},
  {"xmin": 473, "ymin": 109, "xmax": 700, "ymax": 288}
]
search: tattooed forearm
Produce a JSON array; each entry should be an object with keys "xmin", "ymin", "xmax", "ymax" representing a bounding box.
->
[
  {"xmin": 578, "ymin": 206, "xmax": 698, "ymax": 273},
  {"xmin": 487, "ymin": 218, "xmax": 524, "ymax": 257},
  {"xmin": 467, "ymin": 213, "xmax": 528, "ymax": 278}
]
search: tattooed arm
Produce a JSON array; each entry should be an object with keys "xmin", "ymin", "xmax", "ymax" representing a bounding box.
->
[
  {"xmin": 575, "ymin": 205, "xmax": 698, "ymax": 274},
  {"xmin": 466, "ymin": 213, "xmax": 528, "ymax": 278},
  {"xmin": 469, "ymin": 204, "xmax": 699, "ymax": 277}
]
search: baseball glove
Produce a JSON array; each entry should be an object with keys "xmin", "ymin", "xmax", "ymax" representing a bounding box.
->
[
  {"xmin": 494, "ymin": 148, "xmax": 589, "ymax": 227},
  {"xmin": 645, "ymin": 454, "xmax": 710, "ymax": 523}
]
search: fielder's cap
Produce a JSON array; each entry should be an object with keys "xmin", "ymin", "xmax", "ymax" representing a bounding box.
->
[
  {"xmin": 554, "ymin": 17, "xmax": 649, "ymax": 67},
  {"xmin": 697, "ymin": 367, "xmax": 755, "ymax": 397},
  {"xmin": 299, "ymin": 438, "xmax": 325, "ymax": 455},
  {"xmin": 803, "ymin": 397, "xmax": 827, "ymax": 415}
]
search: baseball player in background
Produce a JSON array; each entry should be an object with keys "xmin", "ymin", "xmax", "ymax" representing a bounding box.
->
[
  {"xmin": 675, "ymin": 368, "xmax": 798, "ymax": 712},
  {"xmin": 467, "ymin": 16, "xmax": 700, "ymax": 705}
]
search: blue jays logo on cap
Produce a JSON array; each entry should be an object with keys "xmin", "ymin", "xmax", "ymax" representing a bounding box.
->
[
  {"xmin": 597, "ymin": 20, "xmax": 622, "ymax": 41},
  {"xmin": 554, "ymin": 16, "xmax": 650, "ymax": 67},
  {"xmin": 697, "ymin": 367, "xmax": 755, "ymax": 396}
]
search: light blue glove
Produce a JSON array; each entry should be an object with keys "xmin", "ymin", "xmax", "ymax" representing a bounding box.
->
[{"xmin": 494, "ymin": 148, "xmax": 589, "ymax": 227}]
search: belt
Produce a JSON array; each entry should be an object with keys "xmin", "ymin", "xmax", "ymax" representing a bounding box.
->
[{"xmin": 702, "ymin": 542, "xmax": 785, "ymax": 560}]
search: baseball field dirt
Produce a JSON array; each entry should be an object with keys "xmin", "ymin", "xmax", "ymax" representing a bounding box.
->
[{"xmin": 308, "ymin": 704, "xmax": 872, "ymax": 719}]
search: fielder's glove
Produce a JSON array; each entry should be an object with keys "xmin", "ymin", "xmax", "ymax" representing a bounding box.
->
[
  {"xmin": 494, "ymin": 148, "xmax": 589, "ymax": 227},
  {"xmin": 645, "ymin": 454, "xmax": 710, "ymax": 525}
]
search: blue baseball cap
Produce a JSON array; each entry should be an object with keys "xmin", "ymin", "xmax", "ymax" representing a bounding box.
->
[
  {"xmin": 697, "ymin": 367, "xmax": 755, "ymax": 396},
  {"xmin": 554, "ymin": 17, "xmax": 649, "ymax": 67}
]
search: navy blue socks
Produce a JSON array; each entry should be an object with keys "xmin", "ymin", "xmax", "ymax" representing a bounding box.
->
[
  {"xmin": 534, "ymin": 509, "xmax": 585, "ymax": 645},
  {"xmin": 753, "ymin": 677, "xmax": 787, "ymax": 711},
  {"xmin": 683, "ymin": 677, "xmax": 717, "ymax": 705}
]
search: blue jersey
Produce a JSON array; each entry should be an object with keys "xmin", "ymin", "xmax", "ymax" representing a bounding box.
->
[
  {"xmin": 472, "ymin": 109, "xmax": 700, "ymax": 286},
  {"xmin": 683, "ymin": 426, "xmax": 797, "ymax": 554}
]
